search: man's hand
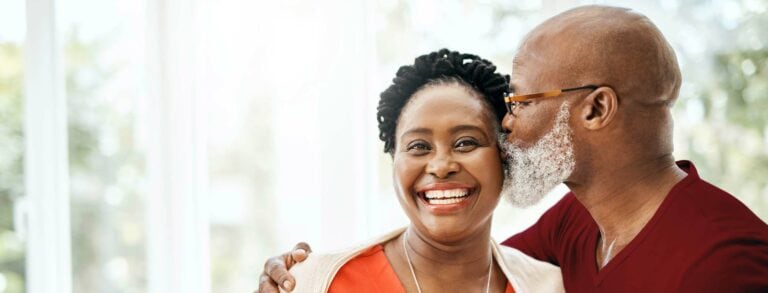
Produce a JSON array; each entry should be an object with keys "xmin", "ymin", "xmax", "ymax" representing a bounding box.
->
[{"xmin": 257, "ymin": 242, "xmax": 312, "ymax": 293}]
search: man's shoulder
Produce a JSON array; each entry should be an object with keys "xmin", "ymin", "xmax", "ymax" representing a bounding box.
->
[
  {"xmin": 662, "ymin": 175, "xmax": 768, "ymax": 283},
  {"xmin": 674, "ymin": 161, "xmax": 765, "ymax": 229},
  {"xmin": 675, "ymin": 176, "xmax": 767, "ymax": 237}
]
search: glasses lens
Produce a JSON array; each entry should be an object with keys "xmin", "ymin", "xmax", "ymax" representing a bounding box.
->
[{"xmin": 507, "ymin": 101, "xmax": 519, "ymax": 115}]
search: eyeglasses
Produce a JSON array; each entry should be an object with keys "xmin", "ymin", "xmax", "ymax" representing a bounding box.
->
[{"xmin": 504, "ymin": 85, "xmax": 598, "ymax": 115}]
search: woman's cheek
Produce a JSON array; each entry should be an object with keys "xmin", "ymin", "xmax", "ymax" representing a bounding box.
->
[
  {"xmin": 475, "ymin": 149, "xmax": 504, "ymax": 197},
  {"xmin": 392, "ymin": 156, "xmax": 422, "ymax": 199}
]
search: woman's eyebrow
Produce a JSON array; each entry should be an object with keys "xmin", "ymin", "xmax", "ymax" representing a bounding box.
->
[
  {"xmin": 450, "ymin": 125, "xmax": 489, "ymax": 138},
  {"xmin": 400, "ymin": 125, "xmax": 489, "ymax": 140},
  {"xmin": 400, "ymin": 127, "xmax": 431, "ymax": 140}
]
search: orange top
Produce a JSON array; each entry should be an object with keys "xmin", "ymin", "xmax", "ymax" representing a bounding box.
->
[{"xmin": 329, "ymin": 244, "xmax": 515, "ymax": 293}]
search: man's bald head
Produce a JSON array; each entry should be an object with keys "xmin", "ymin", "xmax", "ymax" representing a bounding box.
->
[{"xmin": 514, "ymin": 5, "xmax": 681, "ymax": 107}]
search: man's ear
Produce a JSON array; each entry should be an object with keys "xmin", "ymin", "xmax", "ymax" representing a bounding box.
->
[{"xmin": 578, "ymin": 86, "xmax": 618, "ymax": 130}]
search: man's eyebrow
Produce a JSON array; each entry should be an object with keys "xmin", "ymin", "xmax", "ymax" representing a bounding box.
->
[{"xmin": 507, "ymin": 82, "xmax": 519, "ymax": 94}]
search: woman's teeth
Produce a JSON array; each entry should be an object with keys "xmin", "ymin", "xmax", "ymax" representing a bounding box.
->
[{"xmin": 423, "ymin": 189, "xmax": 470, "ymax": 205}]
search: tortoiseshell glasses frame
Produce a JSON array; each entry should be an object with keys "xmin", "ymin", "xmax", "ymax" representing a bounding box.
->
[{"xmin": 503, "ymin": 85, "xmax": 599, "ymax": 114}]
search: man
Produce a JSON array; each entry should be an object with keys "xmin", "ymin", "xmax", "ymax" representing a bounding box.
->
[{"xmin": 259, "ymin": 5, "xmax": 768, "ymax": 292}]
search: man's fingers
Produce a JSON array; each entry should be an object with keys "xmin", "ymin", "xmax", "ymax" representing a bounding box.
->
[
  {"xmin": 265, "ymin": 257, "xmax": 295, "ymax": 292},
  {"xmin": 291, "ymin": 242, "xmax": 312, "ymax": 262},
  {"xmin": 291, "ymin": 249, "xmax": 308, "ymax": 262},
  {"xmin": 273, "ymin": 269, "xmax": 296, "ymax": 292},
  {"xmin": 258, "ymin": 272, "xmax": 280, "ymax": 293},
  {"xmin": 293, "ymin": 242, "xmax": 312, "ymax": 253},
  {"xmin": 259, "ymin": 243, "xmax": 310, "ymax": 292}
]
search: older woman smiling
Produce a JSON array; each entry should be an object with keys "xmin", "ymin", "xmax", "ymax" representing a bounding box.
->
[{"xmin": 282, "ymin": 49, "xmax": 563, "ymax": 293}]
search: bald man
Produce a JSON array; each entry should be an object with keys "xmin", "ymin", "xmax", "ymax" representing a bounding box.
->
[
  {"xmin": 258, "ymin": 5, "xmax": 768, "ymax": 292},
  {"xmin": 498, "ymin": 5, "xmax": 768, "ymax": 292}
]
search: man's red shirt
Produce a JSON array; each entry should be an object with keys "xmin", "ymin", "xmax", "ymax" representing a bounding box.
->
[{"xmin": 502, "ymin": 161, "xmax": 768, "ymax": 292}]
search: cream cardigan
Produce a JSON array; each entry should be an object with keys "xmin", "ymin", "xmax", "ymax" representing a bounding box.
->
[{"xmin": 286, "ymin": 227, "xmax": 564, "ymax": 293}]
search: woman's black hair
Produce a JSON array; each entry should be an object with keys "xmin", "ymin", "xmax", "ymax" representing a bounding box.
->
[{"xmin": 377, "ymin": 48, "xmax": 510, "ymax": 154}]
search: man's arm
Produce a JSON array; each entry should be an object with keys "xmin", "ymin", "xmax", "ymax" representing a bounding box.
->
[
  {"xmin": 501, "ymin": 194, "xmax": 577, "ymax": 265},
  {"xmin": 257, "ymin": 242, "xmax": 312, "ymax": 293}
]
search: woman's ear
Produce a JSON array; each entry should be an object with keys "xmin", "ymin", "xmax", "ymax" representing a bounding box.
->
[{"xmin": 578, "ymin": 86, "xmax": 618, "ymax": 130}]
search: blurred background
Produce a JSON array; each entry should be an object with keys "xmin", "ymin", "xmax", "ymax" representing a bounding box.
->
[{"xmin": 1, "ymin": 0, "xmax": 766, "ymax": 292}]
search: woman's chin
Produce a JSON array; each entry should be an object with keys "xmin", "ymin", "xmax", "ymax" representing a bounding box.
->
[{"xmin": 417, "ymin": 220, "xmax": 483, "ymax": 244}]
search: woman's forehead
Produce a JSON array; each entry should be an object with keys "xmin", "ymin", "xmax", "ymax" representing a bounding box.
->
[{"xmin": 396, "ymin": 85, "xmax": 496, "ymax": 134}]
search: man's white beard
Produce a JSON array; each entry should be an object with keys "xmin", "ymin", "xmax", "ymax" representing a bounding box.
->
[{"xmin": 500, "ymin": 102, "xmax": 576, "ymax": 207}]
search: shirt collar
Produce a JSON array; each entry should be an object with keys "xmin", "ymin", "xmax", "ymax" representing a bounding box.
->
[{"xmin": 676, "ymin": 160, "xmax": 699, "ymax": 179}]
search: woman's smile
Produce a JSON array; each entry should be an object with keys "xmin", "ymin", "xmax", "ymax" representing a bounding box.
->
[{"xmin": 416, "ymin": 183, "xmax": 478, "ymax": 214}]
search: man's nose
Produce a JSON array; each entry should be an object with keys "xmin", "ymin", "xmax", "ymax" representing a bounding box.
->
[
  {"xmin": 502, "ymin": 113, "xmax": 514, "ymax": 135},
  {"xmin": 426, "ymin": 152, "xmax": 460, "ymax": 178}
]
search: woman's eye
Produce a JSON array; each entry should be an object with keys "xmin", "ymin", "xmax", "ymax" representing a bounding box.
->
[
  {"xmin": 406, "ymin": 141, "xmax": 430, "ymax": 154},
  {"xmin": 455, "ymin": 138, "xmax": 479, "ymax": 152}
]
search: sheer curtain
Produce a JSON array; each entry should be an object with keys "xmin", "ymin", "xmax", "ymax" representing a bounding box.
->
[
  {"xmin": 20, "ymin": 0, "xmax": 382, "ymax": 292},
  {"xmin": 203, "ymin": 0, "xmax": 382, "ymax": 291}
]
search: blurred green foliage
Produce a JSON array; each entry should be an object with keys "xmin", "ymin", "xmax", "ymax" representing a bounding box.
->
[
  {"xmin": 672, "ymin": 0, "xmax": 768, "ymax": 221},
  {"xmin": 0, "ymin": 42, "xmax": 25, "ymax": 293},
  {"xmin": 0, "ymin": 29, "xmax": 147, "ymax": 292},
  {"xmin": 680, "ymin": 48, "xmax": 768, "ymax": 220},
  {"xmin": 64, "ymin": 30, "xmax": 147, "ymax": 292}
]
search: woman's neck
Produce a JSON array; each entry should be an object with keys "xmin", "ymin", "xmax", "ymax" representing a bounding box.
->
[
  {"xmin": 405, "ymin": 225, "xmax": 492, "ymax": 269},
  {"xmin": 384, "ymin": 224, "xmax": 507, "ymax": 292}
]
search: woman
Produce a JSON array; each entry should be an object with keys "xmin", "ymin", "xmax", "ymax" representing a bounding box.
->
[{"xmin": 287, "ymin": 49, "xmax": 563, "ymax": 292}]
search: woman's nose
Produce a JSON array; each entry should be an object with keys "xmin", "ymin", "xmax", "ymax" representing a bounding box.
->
[{"xmin": 426, "ymin": 153, "xmax": 460, "ymax": 178}]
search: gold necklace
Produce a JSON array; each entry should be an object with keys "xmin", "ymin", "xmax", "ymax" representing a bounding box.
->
[{"xmin": 401, "ymin": 229, "xmax": 493, "ymax": 293}]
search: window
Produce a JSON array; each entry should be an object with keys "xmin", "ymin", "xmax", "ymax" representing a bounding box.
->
[
  {"xmin": 7, "ymin": 1, "xmax": 768, "ymax": 292},
  {"xmin": 60, "ymin": 0, "xmax": 149, "ymax": 291},
  {"xmin": 0, "ymin": 1, "xmax": 26, "ymax": 292}
]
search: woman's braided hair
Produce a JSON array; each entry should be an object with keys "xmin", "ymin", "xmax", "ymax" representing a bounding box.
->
[{"xmin": 377, "ymin": 48, "xmax": 510, "ymax": 154}]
